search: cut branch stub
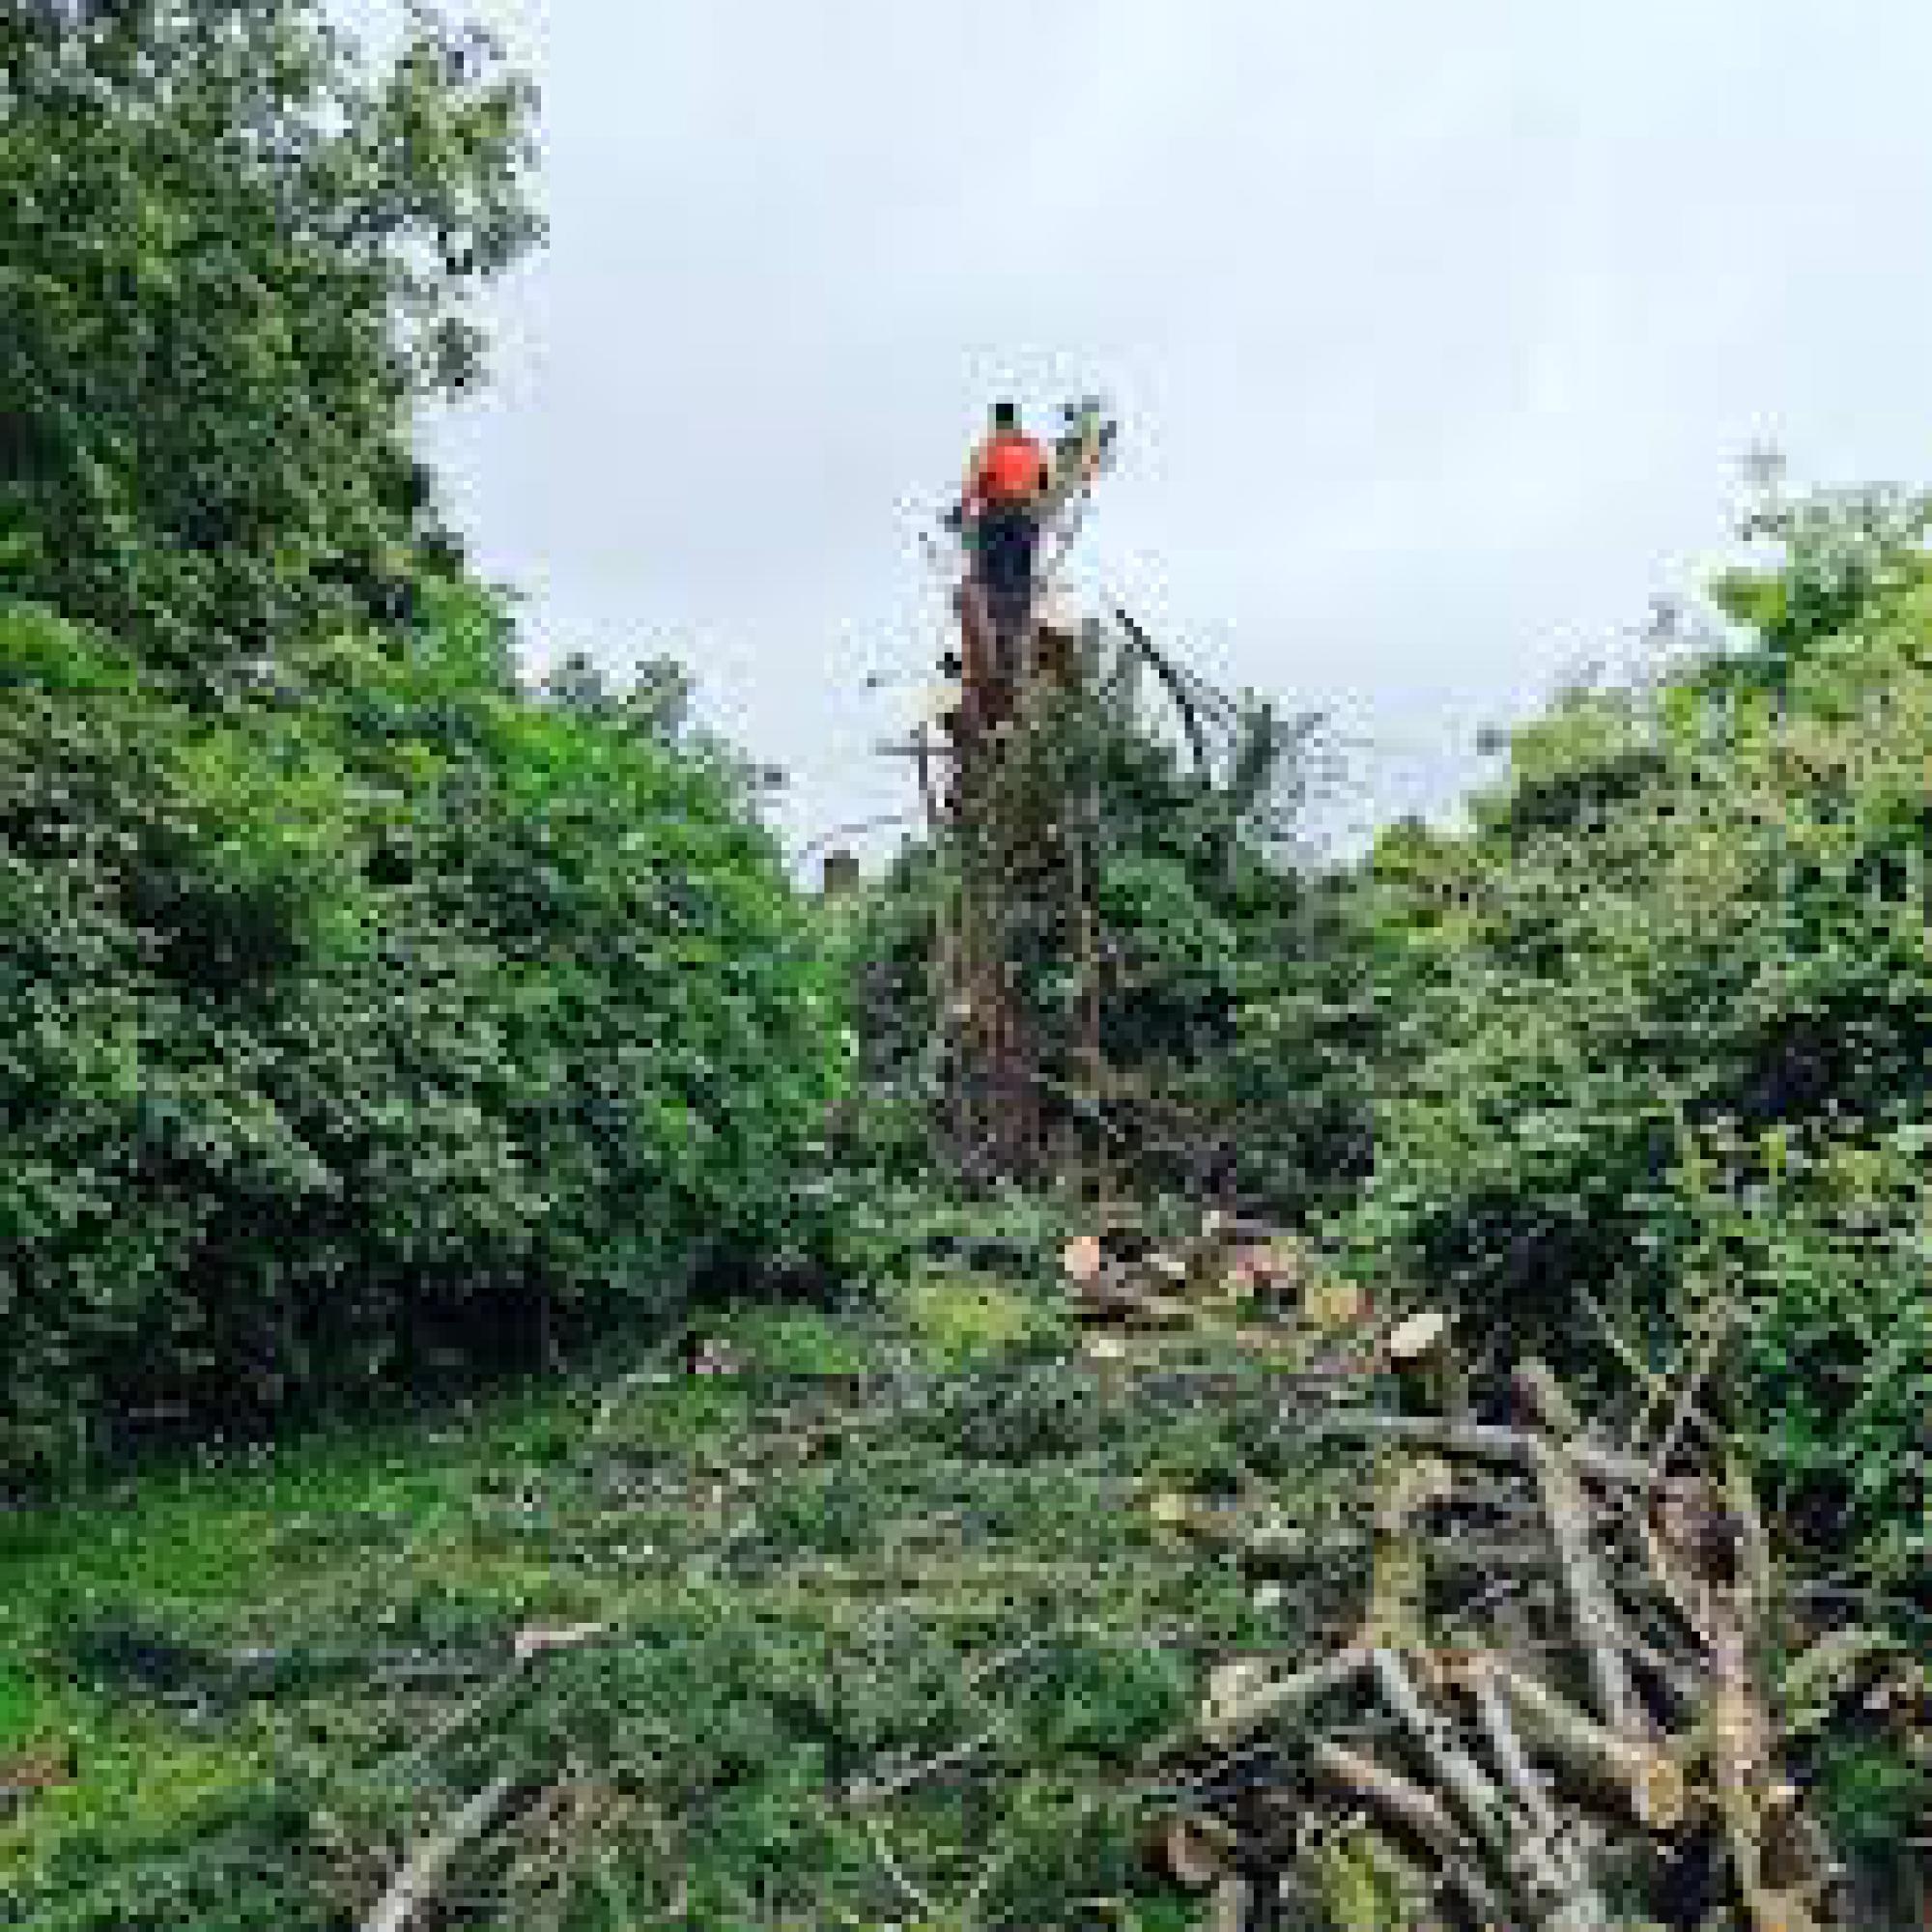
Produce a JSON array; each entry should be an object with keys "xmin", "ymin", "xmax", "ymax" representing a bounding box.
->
[
  {"xmin": 1386, "ymin": 1308, "xmax": 1466, "ymax": 1419},
  {"xmin": 1197, "ymin": 1644, "xmax": 1371, "ymax": 1750}
]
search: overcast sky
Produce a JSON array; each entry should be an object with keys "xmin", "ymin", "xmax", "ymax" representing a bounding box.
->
[{"xmin": 344, "ymin": 1, "xmax": 1932, "ymax": 868}]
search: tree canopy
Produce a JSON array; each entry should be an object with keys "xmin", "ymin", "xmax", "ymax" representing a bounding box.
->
[
  {"xmin": 1, "ymin": 0, "xmax": 540, "ymax": 680},
  {"xmin": 0, "ymin": 3, "xmax": 845, "ymax": 1487}
]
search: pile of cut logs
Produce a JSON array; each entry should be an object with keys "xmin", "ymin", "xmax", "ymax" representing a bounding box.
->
[{"xmin": 1060, "ymin": 1217, "xmax": 1875, "ymax": 1931}]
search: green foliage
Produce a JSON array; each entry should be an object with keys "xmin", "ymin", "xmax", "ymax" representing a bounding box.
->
[
  {"xmin": 0, "ymin": 2, "xmax": 847, "ymax": 1486},
  {"xmin": 845, "ymin": 659, "xmax": 1385, "ymax": 1211},
  {"xmin": 1345, "ymin": 482, "xmax": 1932, "ymax": 1617},
  {"xmin": 0, "ymin": 1, "xmax": 540, "ymax": 680},
  {"xmin": 0, "ymin": 583, "xmax": 842, "ymax": 1486},
  {"xmin": 0, "ymin": 595, "xmax": 842, "ymax": 1484}
]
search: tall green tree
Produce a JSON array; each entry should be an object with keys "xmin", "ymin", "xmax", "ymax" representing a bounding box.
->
[
  {"xmin": 843, "ymin": 647, "xmax": 1381, "ymax": 1210},
  {"xmin": 0, "ymin": 4, "xmax": 849, "ymax": 1487},
  {"xmin": 0, "ymin": 0, "xmax": 540, "ymax": 680}
]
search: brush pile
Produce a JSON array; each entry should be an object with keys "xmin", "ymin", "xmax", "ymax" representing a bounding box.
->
[{"xmin": 1059, "ymin": 1213, "xmax": 1892, "ymax": 1931}]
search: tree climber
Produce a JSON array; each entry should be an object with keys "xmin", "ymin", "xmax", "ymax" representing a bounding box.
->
[{"xmin": 952, "ymin": 400, "xmax": 1053, "ymax": 701}]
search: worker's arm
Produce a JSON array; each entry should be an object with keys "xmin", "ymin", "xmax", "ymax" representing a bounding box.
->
[{"xmin": 961, "ymin": 440, "xmax": 987, "ymax": 517}]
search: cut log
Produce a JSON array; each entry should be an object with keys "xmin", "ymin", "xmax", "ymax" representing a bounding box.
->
[
  {"xmin": 1199, "ymin": 1644, "xmax": 1371, "ymax": 1749},
  {"xmin": 1475, "ymin": 1659, "xmax": 1688, "ymax": 1832},
  {"xmin": 1062, "ymin": 1233, "xmax": 1104, "ymax": 1281},
  {"xmin": 1317, "ymin": 1414, "xmax": 1648, "ymax": 1488},
  {"xmin": 1528, "ymin": 1438, "xmax": 1645, "ymax": 1738}
]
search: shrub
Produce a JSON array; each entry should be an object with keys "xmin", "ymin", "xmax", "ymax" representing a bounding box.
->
[{"xmin": 0, "ymin": 597, "xmax": 844, "ymax": 1486}]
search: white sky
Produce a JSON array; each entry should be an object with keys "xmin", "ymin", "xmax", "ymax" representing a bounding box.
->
[{"xmin": 343, "ymin": 1, "xmax": 1932, "ymax": 869}]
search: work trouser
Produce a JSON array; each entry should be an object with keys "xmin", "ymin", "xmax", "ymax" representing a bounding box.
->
[{"xmin": 972, "ymin": 503, "xmax": 1040, "ymax": 683}]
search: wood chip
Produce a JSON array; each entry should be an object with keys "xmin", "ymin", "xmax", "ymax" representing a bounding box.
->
[
  {"xmin": 511, "ymin": 1622, "xmax": 610, "ymax": 1664},
  {"xmin": 1061, "ymin": 1234, "xmax": 1103, "ymax": 1281},
  {"xmin": 1386, "ymin": 1309, "xmax": 1449, "ymax": 1360}
]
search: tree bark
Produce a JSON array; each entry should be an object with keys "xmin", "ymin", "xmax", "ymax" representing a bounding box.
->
[
  {"xmin": 1478, "ymin": 1658, "xmax": 1687, "ymax": 1832},
  {"xmin": 1529, "ymin": 1438, "xmax": 1645, "ymax": 1737}
]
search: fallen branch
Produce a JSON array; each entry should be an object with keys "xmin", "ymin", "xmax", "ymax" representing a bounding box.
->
[
  {"xmin": 1199, "ymin": 1644, "xmax": 1371, "ymax": 1749},
  {"xmin": 1528, "ymin": 1437, "xmax": 1645, "ymax": 1737},
  {"xmin": 1572, "ymin": 1286, "xmax": 1719, "ymax": 1446},
  {"xmin": 1237, "ymin": 1519, "xmax": 1553, "ymax": 1574},
  {"xmin": 1642, "ymin": 1297, "xmax": 1738, "ymax": 1493},
  {"xmin": 1464, "ymin": 1652, "xmax": 1562, "ymax": 1841},
  {"xmin": 1309, "ymin": 1739, "xmax": 1507, "ymax": 1924},
  {"xmin": 1363, "ymin": 1456, "xmax": 1449, "ymax": 1648},
  {"xmin": 361, "ymin": 1774, "xmax": 522, "ymax": 1932},
  {"xmin": 1378, "ymin": 1647, "xmax": 1627, "ymax": 1931},
  {"xmin": 1513, "ymin": 1357, "xmax": 1586, "ymax": 1441},
  {"xmin": 1465, "ymin": 1655, "xmax": 1617, "ymax": 1931},
  {"xmin": 1473, "ymin": 1657, "xmax": 1688, "ymax": 1832},
  {"xmin": 1370, "ymin": 1647, "xmax": 1513, "ymax": 1858},
  {"xmin": 1711, "ymin": 1578, "xmax": 1829, "ymax": 1932},
  {"xmin": 848, "ymin": 1720, "xmax": 1007, "ymax": 1806},
  {"xmin": 863, "ymin": 1813, "xmax": 939, "ymax": 1920},
  {"xmin": 1316, "ymin": 1413, "xmax": 1648, "ymax": 1488},
  {"xmin": 1169, "ymin": 1350, "xmax": 1846, "ymax": 1926}
]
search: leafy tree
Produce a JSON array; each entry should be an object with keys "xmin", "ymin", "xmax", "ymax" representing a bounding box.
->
[
  {"xmin": 0, "ymin": 0, "xmax": 540, "ymax": 680},
  {"xmin": 0, "ymin": 5, "xmax": 848, "ymax": 1486},
  {"xmin": 1, "ymin": 589, "xmax": 846, "ymax": 1483},
  {"xmin": 1344, "ymin": 480, "xmax": 1932, "ymax": 1623}
]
